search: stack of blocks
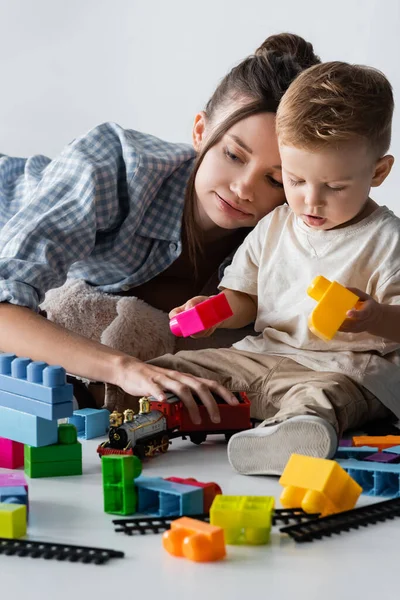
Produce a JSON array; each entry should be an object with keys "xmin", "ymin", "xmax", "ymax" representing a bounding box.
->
[
  {"xmin": 102, "ymin": 455, "xmax": 142, "ymax": 515},
  {"xmin": 0, "ymin": 473, "xmax": 29, "ymax": 539},
  {"xmin": 24, "ymin": 424, "xmax": 82, "ymax": 478}
]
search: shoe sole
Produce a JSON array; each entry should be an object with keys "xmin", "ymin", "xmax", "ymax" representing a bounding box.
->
[{"xmin": 228, "ymin": 419, "xmax": 336, "ymax": 476}]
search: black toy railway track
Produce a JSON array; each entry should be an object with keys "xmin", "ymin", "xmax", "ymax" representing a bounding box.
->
[
  {"xmin": 280, "ymin": 497, "xmax": 400, "ymax": 542},
  {"xmin": 0, "ymin": 538, "xmax": 124, "ymax": 564},
  {"xmin": 113, "ymin": 508, "xmax": 320, "ymax": 536}
]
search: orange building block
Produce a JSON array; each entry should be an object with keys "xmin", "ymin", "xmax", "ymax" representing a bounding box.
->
[
  {"xmin": 162, "ymin": 516, "xmax": 226, "ymax": 562},
  {"xmin": 279, "ymin": 454, "xmax": 362, "ymax": 517},
  {"xmin": 352, "ymin": 435, "xmax": 400, "ymax": 451},
  {"xmin": 307, "ymin": 276, "xmax": 360, "ymax": 341}
]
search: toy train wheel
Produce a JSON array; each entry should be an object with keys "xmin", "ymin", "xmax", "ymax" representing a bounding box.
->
[
  {"xmin": 134, "ymin": 445, "xmax": 146, "ymax": 460},
  {"xmin": 189, "ymin": 432, "xmax": 207, "ymax": 445},
  {"xmin": 160, "ymin": 435, "xmax": 170, "ymax": 453}
]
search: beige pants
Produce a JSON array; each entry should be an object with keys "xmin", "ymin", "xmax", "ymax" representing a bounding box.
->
[{"xmin": 149, "ymin": 348, "xmax": 392, "ymax": 436}]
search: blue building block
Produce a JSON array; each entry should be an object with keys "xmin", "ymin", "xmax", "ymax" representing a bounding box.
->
[
  {"xmin": 0, "ymin": 354, "xmax": 72, "ymax": 404},
  {"xmin": 335, "ymin": 446, "xmax": 378, "ymax": 460},
  {"xmin": 0, "ymin": 405, "xmax": 58, "ymax": 447},
  {"xmin": 67, "ymin": 408, "xmax": 109, "ymax": 439},
  {"xmin": 338, "ymin": 458, "xmax": 400, "ymax": 497},
  {"xmin": 0, "ymin": 388, "xmax": 72, "ymax": 420},
  {"xmin": 135, "ymin": 476, "xmax": 203, "ymax": 516},
  {"xmin": 383, "ymin": 445, "xmax": 400, "ymax": 455},
  {"xmin": 0, "ymin": 487, "xmax": 28, "ymax": 508}
]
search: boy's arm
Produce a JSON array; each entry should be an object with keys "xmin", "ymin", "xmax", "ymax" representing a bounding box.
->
[{"xmin": 217, "ymin": 288, "xmax": 257, "ymax": 329}]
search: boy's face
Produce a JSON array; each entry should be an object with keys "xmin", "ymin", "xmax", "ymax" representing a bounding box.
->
[
  {"xmin": 279, "ymin": 142, "xmax": 378, "ymax": 230},
  {"xmin": 193, "ymin": 112, "xmax": 286, "ymax": 231}
]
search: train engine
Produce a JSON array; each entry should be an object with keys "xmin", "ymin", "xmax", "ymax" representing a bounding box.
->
[{"xmin": 98, "ymin": 396, "xmax": 170, "ymax": 458}]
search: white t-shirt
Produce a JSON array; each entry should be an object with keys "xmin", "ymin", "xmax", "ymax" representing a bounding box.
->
[{"xmin": 219, "ymin": 204, "xmax": 400, "ymax": 418}]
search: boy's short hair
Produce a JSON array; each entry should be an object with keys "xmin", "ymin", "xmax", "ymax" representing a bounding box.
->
[{"xmin": 276, "ymin": 61, "xmax": 394, "ymax": 157}]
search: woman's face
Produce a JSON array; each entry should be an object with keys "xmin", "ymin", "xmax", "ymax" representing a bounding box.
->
[{"xmin": 193, "ymin": 111, "xmax": 285, "ymax": 231}]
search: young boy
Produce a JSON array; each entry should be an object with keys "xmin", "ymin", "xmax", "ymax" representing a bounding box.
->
[{"xmin": 149, "ymin": 61, "xmax": 400, "ymax": 475}]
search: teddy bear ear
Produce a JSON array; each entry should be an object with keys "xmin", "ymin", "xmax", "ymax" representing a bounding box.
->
[{"xmin": 101, "ymin": 296, "xmax": 175, "ymax": 360}]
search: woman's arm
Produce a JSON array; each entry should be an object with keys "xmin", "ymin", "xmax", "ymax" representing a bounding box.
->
[{"xmin": 0, "ymin": 303, "xmax": 238, "ymax": 424}]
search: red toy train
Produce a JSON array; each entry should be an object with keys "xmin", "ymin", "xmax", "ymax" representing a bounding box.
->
[{"xmin": 97, "ymin": 391, "xmax": 251, "ymax": 458}]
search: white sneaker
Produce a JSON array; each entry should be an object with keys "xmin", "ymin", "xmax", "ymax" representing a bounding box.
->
[{"xmin": 227, "ymin": 415, "xmax": 338, "ymax": 476}]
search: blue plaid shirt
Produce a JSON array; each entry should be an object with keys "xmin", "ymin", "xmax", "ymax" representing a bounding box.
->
[{"xmin": 0, "ymin": 122, "xmax": 196, "ymax": 311}]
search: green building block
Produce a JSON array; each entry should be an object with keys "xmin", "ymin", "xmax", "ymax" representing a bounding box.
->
[
  {"xmin": 102, "ymin": 455, "xmax": 142, "ymax": 484},
  {"xmin": 102, "ymin": 455, "xmax": 141, "ymax": 515},
  {"xmin": 24, "ymin": 458, "xmax": 82, "ymax": 478},
  {"xmin": 58, "ymin": 423, "xmax": 78, "ymax": 445},
  {"xmin": 210, "ymin": 495, "xmax": 275, "ymax": 545},
  {"xmin": 24, "ymin": 442, "xmax": 81, "ymax": 464},
  {"xmin": 0, "ymin": 503, "xmax": 27, "ymax": 538}
]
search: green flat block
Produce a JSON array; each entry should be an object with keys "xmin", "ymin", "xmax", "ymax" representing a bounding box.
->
[
  {"xmin": 24, "ymin": 442, "xmax": 81, "ymax": 464},
  {"xmin": 58, "ymin": 423, "xmax": 78, "ymax": 445},
  {"xmin": 103, "ymin": 483, "xmax": 136, "ymax": 515},
  {"xmin": 24, "ymin": 459, "xmax": 82, "ymax": 478}
]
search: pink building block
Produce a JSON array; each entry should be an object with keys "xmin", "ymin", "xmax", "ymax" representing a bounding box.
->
[
  {"xmin": 169, "ymin": 293, "xmax": 233, "ymax": 337},
  {"xmin": 0, "ymin": 437, "xmax": 24, "ymax": 469},
  {"xmin": 0, "ymin": 473, "xmax": 28, "ymax": 492}
]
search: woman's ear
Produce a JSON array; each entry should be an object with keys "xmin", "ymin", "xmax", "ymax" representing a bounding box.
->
[
  {"xmin": 371, "ymin": 154, "xmax": 395, "ymax": 187},
  {"xmin": 192, "ymin": 111, "xmax": 207, "ymax": 151}
]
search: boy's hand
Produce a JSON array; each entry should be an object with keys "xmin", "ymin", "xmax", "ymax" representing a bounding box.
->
[
  {"xmin": 169, "ymin": 296, "xmax": 219, "ymax": 338},
  {"xmin": 339, "ymin": 288, "xmax": 383, "ymax": 334}
]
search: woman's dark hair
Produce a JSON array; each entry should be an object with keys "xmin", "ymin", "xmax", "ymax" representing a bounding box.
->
[{"xmin": 183, "ymin": 33, "xmax": 321, "ymax": 270}]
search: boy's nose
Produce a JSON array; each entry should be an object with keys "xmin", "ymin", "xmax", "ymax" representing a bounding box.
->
[{"xmin": 304, "ymin": 189, "xmax": 324, "ymax": 207}]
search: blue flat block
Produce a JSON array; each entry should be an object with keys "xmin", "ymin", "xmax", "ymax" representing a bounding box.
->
[
  {"xmin": 338, "ymin": 458, "xmax": 400, "ymax": 497},
  {"xmin": 0, "ymin": 486, "xmax": 28, "ymax": 507},
  {"xmin": 0, "ymin": 405, "xmax": 58, "ymax": 447},
  {"xmin": 67, "ymin": 408, "xmax": 109, "ymax": 439},
  {"xmin": 135, "ymin": 476, "xmax": 203, "ymax": 516},
  {"xmin": 335, "ymin": 446, "xmax": 378, "ymax": 459},
  {"xmin": 0, "ymin": 354, "xmax": 72, "ymax": 404},
  {"xmin": 0, "ymin": 388, "xmax": 73, "ymax": 420}
]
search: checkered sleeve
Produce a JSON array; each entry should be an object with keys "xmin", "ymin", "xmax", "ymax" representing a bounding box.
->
[{"xmin": 0, "ymin": 123, "xmax": 137, "ymax": 311}]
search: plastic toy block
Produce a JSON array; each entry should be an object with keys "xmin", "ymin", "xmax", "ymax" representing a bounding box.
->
[
  {"xmin": 0, "ymin": 387, "xmax": 72, "ymax": 420},
  {"xmin": 67, "ymin": 408, "xmax": 110, "ymax": 439},
  {"xmin": 135, "ymin": 477, "xmax": 204, "ymax": 516},
  {"xmin": 383, "ymin": 445, "xmax": 400, "ymax": 455},
  {"xmin": 0, "ymin": 487, "xmax": 28, "ymax": 508},
  {"xmin": 279, "ymin": 454, "xmax": 362, "ymax": 516},
  {"xmin": 165, "ymin": 477, "xmax": 222, "ymax": 513},
  {"xmin": 0, "ymin": 405, "xmax": 58, "ymax": 447},
  {"xmin": 24, "ymin": 459, "xmax": 82, "ymax": 478},
  {"xmin": 169, "ymin": 292, "xmax": 233, "ymax": 337},
  {"xmin": 210, "ymin": 495, "xmax": 275, "ymax": 545},
  {"xmin": 58, "ymin": 423, "xmax": 78, "ymax": 445},
  {"xmin": 0, "ymin": 437, "xmax": 24, "ymax": 469},
  {"xmin": 102, "ymin": 455, "xmax": 142, "ymax": 515},
  {"xmin": 0, "ymin": 473, "xmax": 28, "ymax": 491},
  {"xmin": 24, "ymin": 441, "xmax": 82, "ymax": 464},
  {"xmin": 163, "ymin": 516, "xmax": 226, "ymax": 562},
  {"xmin": 352, "ymin": 435, "xmax": 400, "ymax": 450},
  {"xmin": 338, "ymin": 459, "xmax": 400, "ymax": 497},
  {"xmin": 0, "ymin": 354, "xmax": 73, "ymax": 404},
  {"xmin": 307, "ymin": 276, "xmax": 359, "ymax": 341},
  {"xmin": 364, "ymin": 452, "xmax": 400, "ymax": 464},
  {"xmin": 338, "ymin": 438, "xmax": 353, "ymax": 447},
  {"xmin": 0, "ymin": 503, "xmax": 27, "ymax": 538},
  {"xmin": 335, "ymin": 446, "xmax": 378, "ymax": 460}
]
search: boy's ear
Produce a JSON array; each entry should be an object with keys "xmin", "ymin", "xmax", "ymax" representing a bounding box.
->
[
  {"xmin": 371, "ymin": 154, "xmax": 395, "ymax": 187},
  {"xmin": 192, "ymin": 111, "xmax": 207, "ymax": 151}
]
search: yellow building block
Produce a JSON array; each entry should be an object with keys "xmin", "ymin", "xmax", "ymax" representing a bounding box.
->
[
  {"xmin": 210, "ymin": 495, "xmax": 275, "ymax": 545},
  {"xmin": 0, "ymin": 503, "xmax": 27, "ymax": 539},
  {"xmin": 307, "ymin": 275, "xmax": 360, "ymax": 341},
  {"xmin": 279, "ymin": 454, "xmax": 362, "ymax": 517}
]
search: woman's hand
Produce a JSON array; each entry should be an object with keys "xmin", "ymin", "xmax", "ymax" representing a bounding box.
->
[
  {"xmin": 169, "ymin": 296, "xmax": 219, "ymax": 338},
  {"xmin": 115, "ymin": 357, "xmax": 239, "ymax": 424},
  {"xmin": 339, "ymin": 288, "xmax": 383, "ymax": 334}
]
